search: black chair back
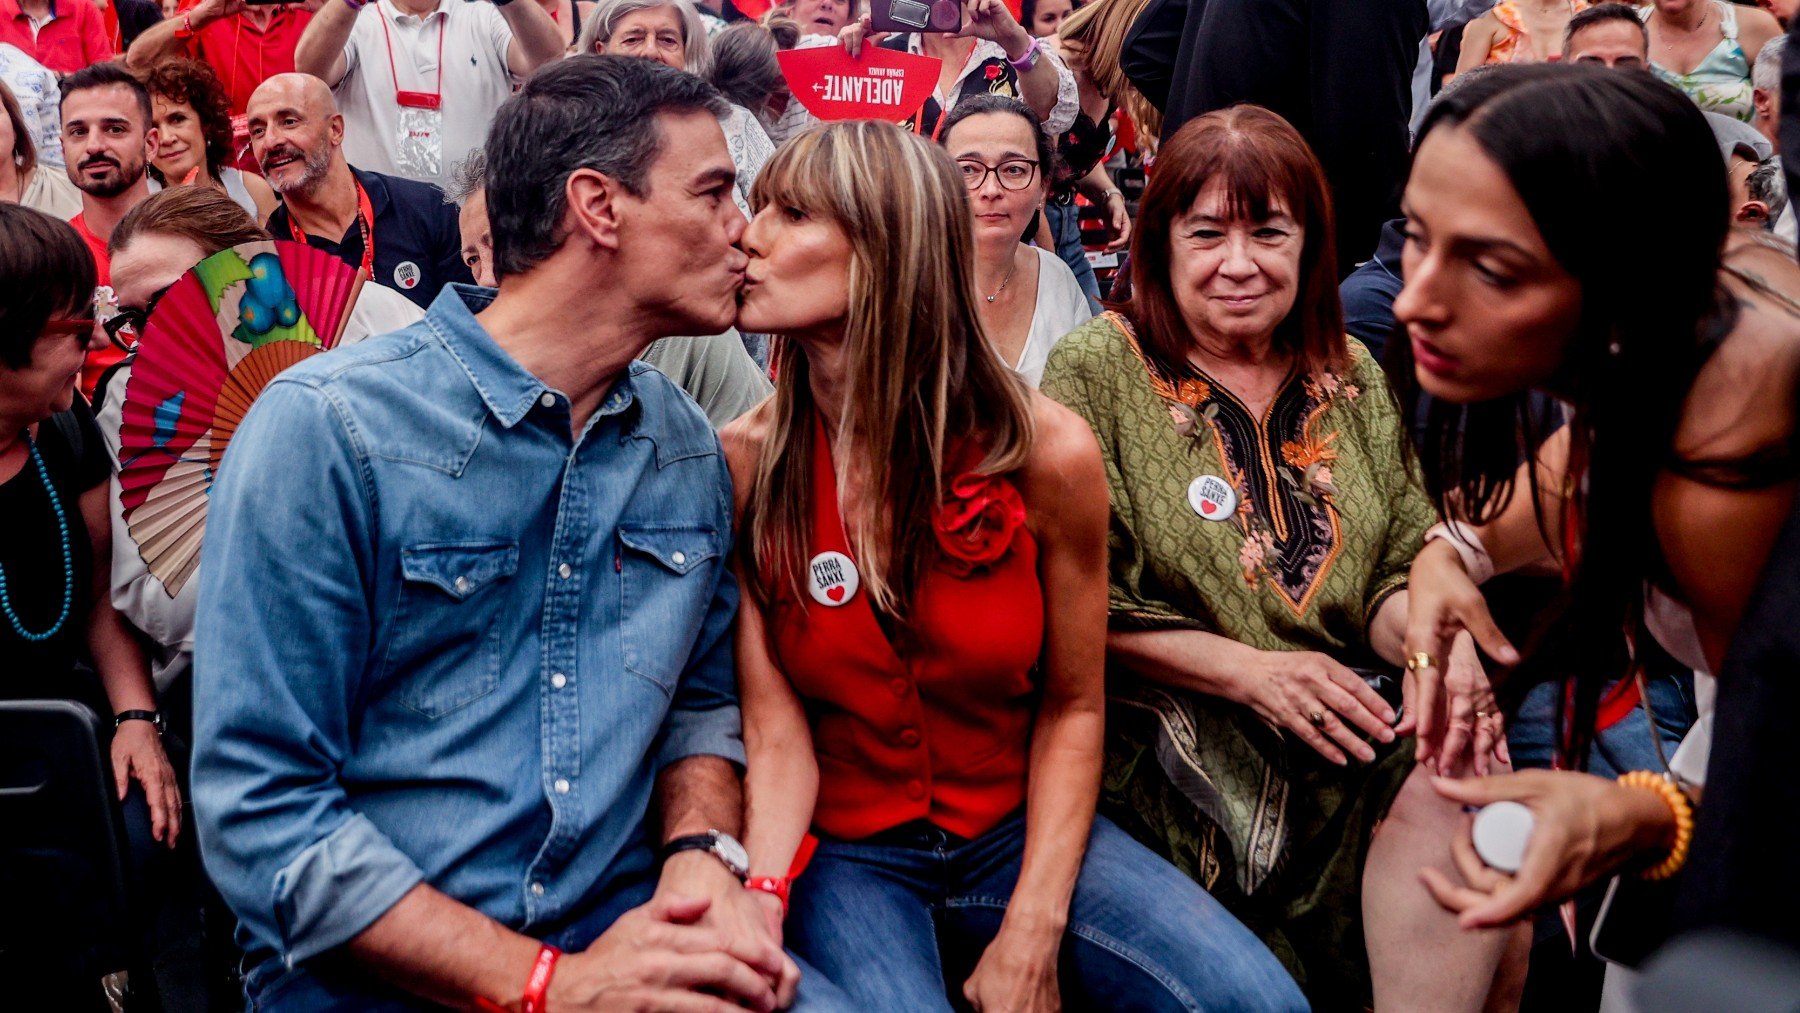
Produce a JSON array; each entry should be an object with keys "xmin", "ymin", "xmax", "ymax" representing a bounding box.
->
[{"xmin": 0, "ymin": 699, "xmax": 130, "ymax": 981}]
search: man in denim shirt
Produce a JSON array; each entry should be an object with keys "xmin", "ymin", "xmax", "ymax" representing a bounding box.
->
[{"xmin": 193, "ymin": 57, "xmax": 825, "ymax": 1010}]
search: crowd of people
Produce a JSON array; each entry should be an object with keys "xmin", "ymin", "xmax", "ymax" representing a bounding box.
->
[{"xmin": 5, "ymin": 0, "xmax": 1800, "ymax": 1010}]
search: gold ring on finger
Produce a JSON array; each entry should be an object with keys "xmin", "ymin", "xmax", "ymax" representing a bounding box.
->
[
  {"xmin": 1307, "ymin": 710, "xmax": 1327, "ymax": 727},
  {"xmin": 1405, "ymin": 651, "xmax": 1437, "ymax": 672}
]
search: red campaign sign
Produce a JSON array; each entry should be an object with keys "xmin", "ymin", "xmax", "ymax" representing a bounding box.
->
[{"xmin": 777, "ymin": 45, "xmax": 941, "ymax": 123}]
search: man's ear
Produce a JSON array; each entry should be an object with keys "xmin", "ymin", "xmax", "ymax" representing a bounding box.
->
[
  {"xmin": 329, "ymin": 112, "xmax": 346, "ymax": 148},
  {"xmin": 1755, "ymin": 86, "xmax": 1775, "ymax": 121},
  {"xmin": 564, "ymin": 167, "xmax": 626, "ymax": 253},
  {"xmin": 1735, "ymin": 199, "xmax": 1772, "ymax": 227}
]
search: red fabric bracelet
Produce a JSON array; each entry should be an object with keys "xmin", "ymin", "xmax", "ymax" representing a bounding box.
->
[{"xmin": 522, "ymin": 944, "xmax": 561, "ymax": 1013}]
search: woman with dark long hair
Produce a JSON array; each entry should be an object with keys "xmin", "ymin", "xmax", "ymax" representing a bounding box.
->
[
  {"xmin": 726, "ymin": 120, "xmax": 1303, "ymax": 1011},
  {"xmin": 1395, "ymin": 63, "xmax": 1800, "ymax": 931}
]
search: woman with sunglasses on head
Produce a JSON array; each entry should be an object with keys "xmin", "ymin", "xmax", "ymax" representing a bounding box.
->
[
  {"xmin": 941, "ymin": 96, "xmax": 1092, "ymax": 387},
  {"xmin": 0, "ymin": 202, "xmax": 182, "ymax": 1007},
  {"xmin": 725, "ymin": 119, "xmax": 1303, "ymax": 1012}
]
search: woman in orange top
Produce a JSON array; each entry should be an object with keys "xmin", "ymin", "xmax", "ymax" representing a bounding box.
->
[
  {"xmin": 1456, "ymin": 0, "xmax": 1590, "ymax": 75},
  {"xmin": 724, "ymin": 120, "xmax": 1304, "ymax": 1011}
]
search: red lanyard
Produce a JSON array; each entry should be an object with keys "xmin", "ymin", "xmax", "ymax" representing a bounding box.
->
[
  {"xmin": 377, "ymin": 3, "xmax": 446, "ymax": 110},
  {"xmin": 288, "ymin": 178, "xmax": 376, "ymax": 277},
  {"xmin": 911, "ymin": 37, "xmax": 979, "ymax": 141}
]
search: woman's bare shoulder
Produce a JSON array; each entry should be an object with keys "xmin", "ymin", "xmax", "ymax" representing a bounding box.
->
[
  {"xmin": 721, "ymin": 400, "xmax": 778, "ymax": 507},
  {"xmin": 1019, "ymin": 391, "xmax": 1106, "ymax": 508}
]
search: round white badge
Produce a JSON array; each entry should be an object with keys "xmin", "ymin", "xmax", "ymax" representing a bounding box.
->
[
  {"xmin": 1186, "ymin": 475, "xmax": 1238, "ymax": 521},
  {"xmin": 807, "ymin": 551, "xmax": 860, "ymax": 607},
  {"xmin": 1471, "ymin": 800, "xmax": 1536, "ymax": 874},
  {"xmin": 393, "ymin": 261, "xmax": 422, "ymax": 290}
]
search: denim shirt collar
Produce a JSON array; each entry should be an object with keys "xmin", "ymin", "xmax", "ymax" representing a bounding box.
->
[{"xmin": 424, "ymin": 284, "xmax": 641, "ymax": 432}]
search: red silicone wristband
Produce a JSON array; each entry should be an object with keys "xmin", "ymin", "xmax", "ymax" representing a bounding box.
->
[
  {"xmin": 745, "ymin": 876, "xmax": 789, "ymax": 917},
  {"xmin": 522, "ymin": 944, "xmax": 561, "ymax": 1013}
]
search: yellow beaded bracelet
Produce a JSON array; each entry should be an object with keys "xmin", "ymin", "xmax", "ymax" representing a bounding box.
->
[{"xmin": 1616, "ymin": 770, "xmax": 1695, "ymax": 881}]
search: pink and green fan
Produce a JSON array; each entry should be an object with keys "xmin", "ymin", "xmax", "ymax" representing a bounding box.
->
[{"xmin": 117, "ymin": 240, "xmax": 367, "ymax": 597}]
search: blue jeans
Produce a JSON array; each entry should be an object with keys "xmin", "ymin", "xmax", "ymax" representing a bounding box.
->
[
  {"xmin": 788, "ymin": 813, "xmax": 1307, "ymax": 1012},
  {"xmin": 1045, "ymin": 199, "xmax": 1104, "ymax": 314},
  {"xmin": 1507, "ymin": 668, "xmax": 1697, "ymax": 779},
  {"xmin": 242, "ymin": 874, "xmax": 853, "ymax": 1011}
]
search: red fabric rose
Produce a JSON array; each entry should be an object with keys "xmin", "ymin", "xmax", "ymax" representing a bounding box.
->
[
  {"xmin": 984, "ymin": 64, "xmax": 1003, "ymax": 81},
  {"xmin": 934, "ymin": 472, "xmax": 1026, "ymax": 576}
]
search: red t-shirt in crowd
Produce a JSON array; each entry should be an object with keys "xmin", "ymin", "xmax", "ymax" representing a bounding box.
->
[
  {"xmin": 69, "ymin": 212, "xmax": 123, "ymax": 398},
  {"xmin": 177, "ymin": 3, "xmax": 312, "ymax": 114},
  {"xmin": 0, "ymin": 0, "xmax": 114, "ymax": 73}
]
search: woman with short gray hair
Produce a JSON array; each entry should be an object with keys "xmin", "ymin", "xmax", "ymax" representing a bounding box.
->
[{"xmin": 576, "ymin": 0, "xmax": 773, "ymax": 218}]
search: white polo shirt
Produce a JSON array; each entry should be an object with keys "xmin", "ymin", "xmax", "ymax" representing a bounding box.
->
[{"xmin": 328, "ymin": 0, "xmax": 515, "ymax": 190}]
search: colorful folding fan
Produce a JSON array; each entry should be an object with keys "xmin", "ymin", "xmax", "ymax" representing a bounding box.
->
[{"xmin": 117, "ymin": 240, "xmax": 367, "ymax": 597}]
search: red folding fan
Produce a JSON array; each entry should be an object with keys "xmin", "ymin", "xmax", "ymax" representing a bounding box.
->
[{"xmin": 117, "ymin": 240, "xmax": 367, "ymax": 597}]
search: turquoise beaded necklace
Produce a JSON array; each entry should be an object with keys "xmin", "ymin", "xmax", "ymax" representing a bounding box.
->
[{"xmin": 0, "ymin": 435, "xmax": 74, "ymax": 642}]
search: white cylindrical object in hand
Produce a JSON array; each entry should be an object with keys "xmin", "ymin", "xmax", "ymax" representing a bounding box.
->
[{"xmin": 1471, "ymin": 801, "xmax": 1535, "ymax": 874}]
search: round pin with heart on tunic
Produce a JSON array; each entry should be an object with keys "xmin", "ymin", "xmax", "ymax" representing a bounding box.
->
[
  {"xmin": 808, "ymin": 551, "xmax": 860, "ymax": 607},
  {"xmin": 1187, "ymin": 475, "xmax": 1238, "ymax": 522}
]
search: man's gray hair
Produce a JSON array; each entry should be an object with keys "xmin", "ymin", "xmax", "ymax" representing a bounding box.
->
[
  {"xmin": 1755, "ymin": 33, "xmax": 1786, "ymax": 93},
  {"xmin": 575, "ymin": 0, "xmax": 713, "ymax": 79},
  {"xmin": 1749, "ymin": 155, "xmax": 1789, "ymax": 228},
  {"xmin": 444, "ymin": 148, "xmax": 486, "ymax": 208}
]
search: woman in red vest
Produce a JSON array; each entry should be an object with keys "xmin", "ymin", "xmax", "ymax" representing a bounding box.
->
[{"xmin": 723, "ymin": 119, "xmax": 1304, "ymax": 1011}]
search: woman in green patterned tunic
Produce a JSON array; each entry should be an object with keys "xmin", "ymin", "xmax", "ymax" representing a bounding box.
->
[{"xmin": 1040, "ymin": 106, "xmax": 1519, "ymax": 1011}]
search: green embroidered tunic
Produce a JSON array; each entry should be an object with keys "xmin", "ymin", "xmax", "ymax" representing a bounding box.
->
[{"xmin": 1041, "ymin": 313, "xmax": 1437, "ymax": 1005}]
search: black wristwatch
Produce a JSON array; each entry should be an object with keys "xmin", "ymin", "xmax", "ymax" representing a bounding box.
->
[
  {"xmin": 115, "ymin": 709, "xmax": 165, "ymax": 734},
  {"xmin": 662, "ymin": 830, "xmax": 750, "ymax": 882}
]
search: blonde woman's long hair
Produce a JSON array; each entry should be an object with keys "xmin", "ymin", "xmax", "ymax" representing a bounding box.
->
[
  {"xmin": 1060, "ymin": 0, "xmax": 1161, "ymax": 141},
  {"xmin": 741, "ymin": 121, "xmax": 1034, "ymax": 630}
]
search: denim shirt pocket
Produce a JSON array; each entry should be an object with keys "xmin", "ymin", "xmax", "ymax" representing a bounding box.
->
[
  {"xmin": 618, "ymin": 525, "xmax": 720, "ymax": 695},
  {"xmin": 391, "ymin": 540, "xmax": 520, "ymax": 718}
]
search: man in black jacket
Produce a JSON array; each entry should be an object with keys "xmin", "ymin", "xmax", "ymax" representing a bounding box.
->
[{"xmin": 1122, "ymin": 0, "xmax": 1428, "ymax": 275}]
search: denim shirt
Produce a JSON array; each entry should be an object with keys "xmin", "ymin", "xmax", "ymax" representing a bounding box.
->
[{"xmin": 192, "ymin": 285, "xmax": 745, "ymax": 974}]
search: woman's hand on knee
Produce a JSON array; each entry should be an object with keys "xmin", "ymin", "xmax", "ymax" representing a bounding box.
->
[
  {"xmin": 1427, "ymin": 631, "xmax": 1509, "ymax": 778},
  {"xmin": 1401, "ymin": 541, "xmax": 1518, "ymax": 770},
  {"xmin": 963, "ymin": 921, "xmax": 1063, "ymax": 1013},
  {"xmin": 1418, "ymin": 770, "xmax": 1667, "ymax": 930},
  {"xmin": 111, "ymin": 721, "xmax": 182, "ymax": 849}
]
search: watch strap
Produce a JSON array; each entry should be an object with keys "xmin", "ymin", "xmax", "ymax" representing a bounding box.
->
[
  {"xmin": 663, "ymin": 831, "xmax": 749, "ymax": 881},
  {"xmin": 1007, "ymin": 36, "xmax": 1041, "ymax": 71},
  {"xmin": 115, "ymin": 709, "xmax": 163, "ymax": 732}
]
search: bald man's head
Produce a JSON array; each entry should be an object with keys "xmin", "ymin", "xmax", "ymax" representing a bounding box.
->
[{"xmin": 247, "ymin": 73, "xmax": 343, "ymax": 198}]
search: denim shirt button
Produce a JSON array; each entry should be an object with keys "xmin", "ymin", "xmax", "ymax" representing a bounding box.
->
[
  {"xmin": 554, "ymin": 778, "xmax": 571, "ymax": 794},
  {"xmin": 671, "ymin": 551, "xmax": 686, "ymax": 566},
  {"xmin": 539, "ymin": 392, "xmax": 556, "ymax": 408},
  {"xmin": 530, "ymin": 882, "xmax": 546, "ymax": 897},
  {"xmin": 453, "ymin": 576, "xmax": 470, "ymax": 594},
  {"xmin": 557, "ymin": 563, "xmax": 572, "ymax": 579},
  {"xmin": 551, "ymin": 673, "xmax": 567, "ymax": 689}
]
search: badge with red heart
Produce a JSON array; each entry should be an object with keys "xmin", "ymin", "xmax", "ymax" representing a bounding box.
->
[
  {"xmin": 1186, "ymin": 475, "xmax": 1238, "ymax": 522},
  {"xmin": 808, "ymin": 550, "xmax": 860, "ymax": 607}
]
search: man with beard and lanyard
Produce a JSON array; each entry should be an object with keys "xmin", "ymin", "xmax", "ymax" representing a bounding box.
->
[
  {"xmin": 249, "ymin": 73, "xmax": 472, "ymax": 310},
  {"xmin": 59, "ymin": 62, "xmax": 159, "ymax": 395}
]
